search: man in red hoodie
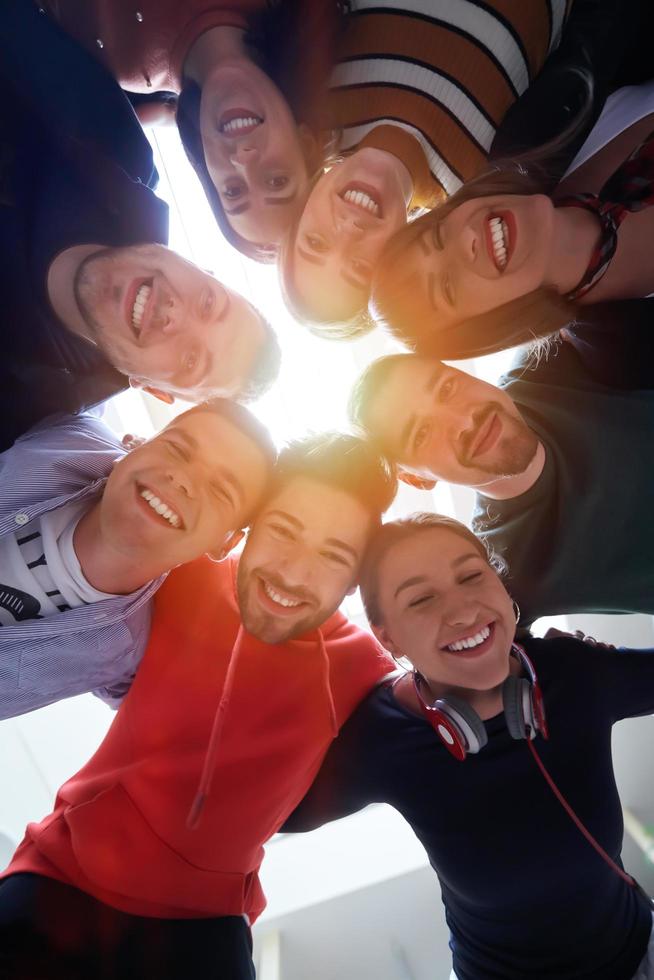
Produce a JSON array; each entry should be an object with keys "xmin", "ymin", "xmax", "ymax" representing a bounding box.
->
[{"xmin": 0, "ymin": 433, "xmax": 397, "ymax": 979}]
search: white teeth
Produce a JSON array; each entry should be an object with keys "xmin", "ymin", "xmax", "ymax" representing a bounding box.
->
[
  {"xmin": 220, "ymin": 116, "xmax": 262, "ymax": 134},
  {"xmin": 131, "ymin": 283, "xmax": 151, "ymax": 332},
  {"xmin": 445, "ymin": 625, "xmax": 491, "ymax": 653},
  {"xmin": 263, "ymin": 581, "xmax": 303, "ymax": 608},
  {"xmin": 139, "ymin": 488, "xmax": 181, "ymax": 528},
  {"xmin": 489, "ymin": 217, "xmax": 508, "ymax": 269},
  {"xmin": 342, "ymin": 188, "xmax": 380, "ymax": 216}
]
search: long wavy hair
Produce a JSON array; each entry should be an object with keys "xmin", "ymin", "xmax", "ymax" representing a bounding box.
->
[{"xmin": 177, "ymin": 0, "xmax": 344, "ymax": 262}]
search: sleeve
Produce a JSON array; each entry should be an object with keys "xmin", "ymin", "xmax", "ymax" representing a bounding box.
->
[
  {"xmin": 281, "ymin": 700, "xmax": 383, "ymax": 833},
  {"xmin": 577, "ymin": 639, "xmax": 654, "ymax": 721},
  {"xmin": 0, "ymin": 413, "xmax": 125, "ymax": 504}
]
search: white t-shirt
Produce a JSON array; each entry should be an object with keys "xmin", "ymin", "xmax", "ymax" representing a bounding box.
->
[
  {"xmin": 564, "ymin": 80, "xmax": 654, "ymax": 178},
  {"xmin": 0, "ymin": 499, "xmax": 117, "ymax": 625}
]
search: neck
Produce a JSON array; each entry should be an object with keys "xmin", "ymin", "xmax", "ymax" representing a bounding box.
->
[
  {"xmin": 47, "ymin": 244, "xmax": 101, "ymax": 341},
  {"xmin": 183, "ymin": 26, "xmax": 248, "ymax": 86},
  {"xmin": 73, "ymin": 502, "xmax": 160, "ymax": 595},
  {"xmin": 547, "ymin": 205, "xmax": 601, "ymax": 296},
  {"xmin": 412, "ymin": 653, "xmax": 521, "ymax": 721}
]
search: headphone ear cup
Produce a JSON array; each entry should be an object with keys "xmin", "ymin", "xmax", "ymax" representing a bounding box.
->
[
  {"xmin": 442, "ymin": 695, "xmax": 488, "ymax": 754},
  {"xmin": 503, "ymin": 675, "xmax": 530, "ymax": 739}
]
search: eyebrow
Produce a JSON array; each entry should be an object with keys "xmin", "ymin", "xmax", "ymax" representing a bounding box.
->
[
  {"xmin": 395, "ymin": 575, "xmax": 428, "ymax": 598},
  {"xmin": 265, "ymin": 509, "xmax": 304, "ymax": 530},
  {"xmin": 398, "ymin": 365, "xmax": 445, "ymax": 454}
]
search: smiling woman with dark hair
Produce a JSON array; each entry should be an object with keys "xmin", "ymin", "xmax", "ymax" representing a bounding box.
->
[{"xmin": 370, "ymin": 80, "xmax": 654, "ymax": 378}]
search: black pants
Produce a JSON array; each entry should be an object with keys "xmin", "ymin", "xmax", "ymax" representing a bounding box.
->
[{"xmin": 0, "ymin": 874, "xmax": 256, "ymax": 980}]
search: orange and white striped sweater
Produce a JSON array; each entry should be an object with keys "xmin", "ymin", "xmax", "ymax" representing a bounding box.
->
[{"xmin": 328, "ymin": 0, "xmax": 573, "ymax": 207}]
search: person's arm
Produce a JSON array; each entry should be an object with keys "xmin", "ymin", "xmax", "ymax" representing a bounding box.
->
[{"xmin": 282, "ymin": 699, "xmax": 381, "ymax": 833}]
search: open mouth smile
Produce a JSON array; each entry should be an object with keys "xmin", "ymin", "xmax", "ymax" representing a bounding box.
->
[
  {"xmin": 442, "ymin": 622, "xmax": 494, "ymax": 658},
  {"xmin": 256, "ymin": 576, "xmax": 311, "ymax": 616},
  {"xmin": 339, "ymin": 183, "xmax": 382, "ymax": 218},
  {"xmin": 219, "ymin": 109, "xmax": 263, "ymax": 136},
  {"xmin": 485, "ymin": 212, "xmax": 516, "ymax": 271},
  {"xmin": 137, "ymin": 485, "xmax": 184, "ymax": 530},
  {"xmin": 467, "ymin": 410, "xmax": 501, "ymax": 462}
]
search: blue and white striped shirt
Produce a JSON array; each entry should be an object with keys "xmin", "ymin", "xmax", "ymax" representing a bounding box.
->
[{"xmin": 0, "ymin": 414, "xmax": 163, "ymax": 720}]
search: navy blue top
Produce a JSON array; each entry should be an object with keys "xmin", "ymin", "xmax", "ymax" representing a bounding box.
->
[
  {"xmin": 0, "ymin": 0, "xmax": 168, "ymax": 450},
  {"xmin": 285, "ymin": 635, "xmax": 654, "ymax": 979}
]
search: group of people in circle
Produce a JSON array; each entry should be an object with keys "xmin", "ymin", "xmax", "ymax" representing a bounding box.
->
[{"xmin": 1, "ymin": 2, "xmax": 654, "ymax": 979}]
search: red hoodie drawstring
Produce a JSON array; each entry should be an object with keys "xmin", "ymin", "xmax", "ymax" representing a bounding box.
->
[
  {"xmin": 318, "ymin": 628, "xmax": 339, "ymax": 738},
  {"xmin": 187, "ymin": 624, "xmax": 246, "ymax": 830}
]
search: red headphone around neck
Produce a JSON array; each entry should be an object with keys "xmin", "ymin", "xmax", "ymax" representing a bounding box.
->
[{"xmin": 412, "ymin": 643, "xmax": 548, "ymax": 761}]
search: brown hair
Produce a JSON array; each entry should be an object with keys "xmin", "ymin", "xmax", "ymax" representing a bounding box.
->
[
  {"xmin": 369, "ymin": 162, "xmax": 578, "ymax": 359},
  {"xmin": 359, "ymin": 512, "xmax": 505, "ymax": 627},
  {"xmin": 270, "ymin": 431, "xmax": 397, "ymax": 527}
]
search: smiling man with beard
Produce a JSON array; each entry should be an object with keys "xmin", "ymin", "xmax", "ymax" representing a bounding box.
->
[
  {"xmin": 349, "ymin": 342, "xmax": 654, "ymax": 626},
  {"xmin": 0, "ymin": 432, "xmax": 397, "ymax": 980}
]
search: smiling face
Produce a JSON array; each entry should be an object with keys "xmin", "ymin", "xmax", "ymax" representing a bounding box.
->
[
  {"xmin": 199, "ymin": 59, "xmax": 310, "ymax": 246},
  {"xmin": 237, "ymin": 475, "xmax": 372, "ymax": 643},
  {"xmin": 395, "ymin": 194, "xmax": 556, "ymax": 330},
  {"xmin": 372, "ymin": 527, "xmax": 515, "ymax": 697},
  {"xmin": 364, "ymin": 357, "xmax": 539, "ymax": 487},
  {"xmin": 100, "ymin": 408, "xmax": 271, "ymax": 574},
  {"xmin": 73, "ymin": 243, "xmax": 267, "ymax": 399},
  {"xmin": 290, "ymin": 148, "xmax": 410, "ymax": 321}
]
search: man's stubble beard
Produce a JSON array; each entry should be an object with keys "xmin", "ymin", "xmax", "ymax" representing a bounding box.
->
[
  {"xmin": 236, "ymin": 560, "xmax": 325, "ymax": 644},
  {"xmin": 459, "ymin": 407, "xmax": 539, "ymax": 481}
]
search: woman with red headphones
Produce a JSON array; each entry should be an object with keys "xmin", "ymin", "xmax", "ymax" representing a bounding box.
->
[{"xmin": 284, "ymin": 512, "xmax": 654, "ymax": 980}]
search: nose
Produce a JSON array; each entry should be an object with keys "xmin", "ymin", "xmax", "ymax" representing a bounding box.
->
[
  {"xmin": 229, "ymin": 144, "xmax": 259, "ymax": 170},
  {"xmin": 334, "ymin": 209, "xmax": 366, "ymax": 239},
  {"xmin": 276, "ymin": 548, "xmax": 315, "ymax": 592},
  {"xmin": 442, "ymin": 593, "xmax": 479, "ymax": 629},
  {"xmin": 459, "ymin": 222, "xmax": 478, "ymax": 264},
  {"xmin": 165, "ymin": 468, "xmax": 195, "ymax": 499}
]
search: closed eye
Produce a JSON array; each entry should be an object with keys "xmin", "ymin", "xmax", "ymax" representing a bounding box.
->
[
  {"xmin": 211, "ymin": 483, "xmax": 234, "ymax": 507},
  {"xmin": 269, "ymin": 523, "xmax": 295, "ymax": 541},
  {"xmin": 322, "ymin": 550, "xmax": 349, "ymax": 567},
  {"xmin": 408, "ymin": 594, "xmax": 433, "ymax": 608},
  {"xmin": 460, "ymin": 572, "xmax": 483, "ymax": 584}
]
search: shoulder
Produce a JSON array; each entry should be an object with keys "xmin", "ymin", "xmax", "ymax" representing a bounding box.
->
[{"xmin": 10, "ymin": 412, "xmax": 123, "ymax": 454}]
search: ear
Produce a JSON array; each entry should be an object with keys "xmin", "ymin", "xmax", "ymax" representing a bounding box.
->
[
  {"xmin": 398, "ymin": 469, "xmax": 437, "ymax": 491},
  {"xmin": 370, "ymin": 622, "xmax": 399, "ymax": 658},
  {"xmin": 129, "ymin": 378, "xmax": 175, "ymax": 405},
  {"xmin": 206, "ymin": 529, "xmax": 245, "ymax": 563},
  {"xmin": 345, "ymin": 582, "xmax": 358, "ymax": 597}
]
